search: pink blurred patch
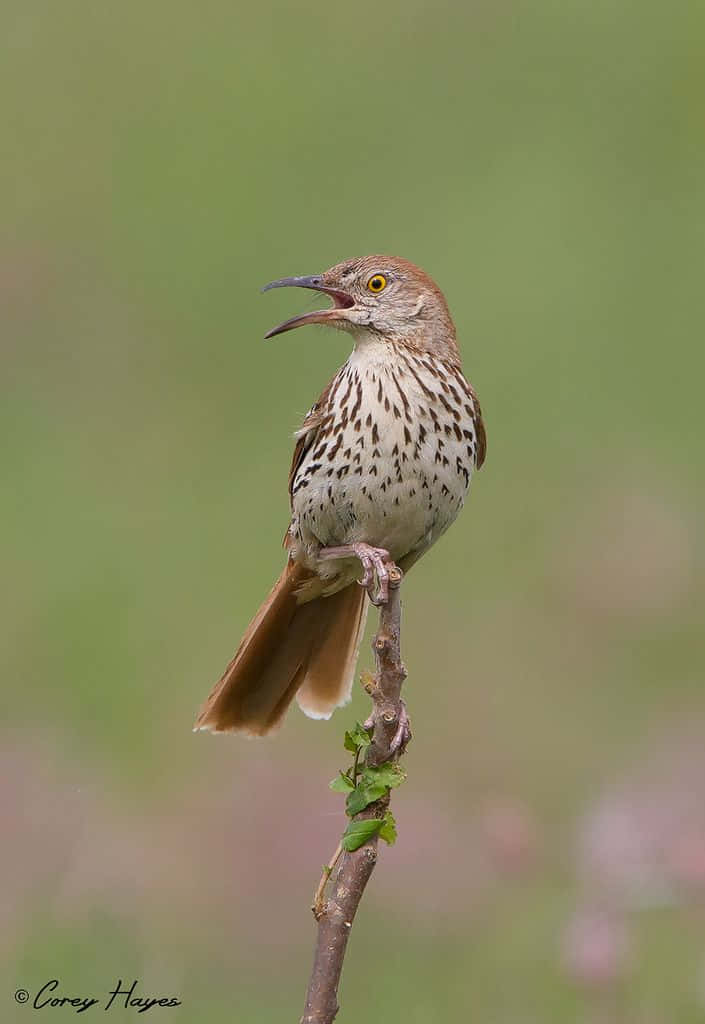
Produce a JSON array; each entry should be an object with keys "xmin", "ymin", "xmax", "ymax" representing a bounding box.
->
[{"xmin": 561, "ymin": 908, "xmax": 632, "ymax": 988}]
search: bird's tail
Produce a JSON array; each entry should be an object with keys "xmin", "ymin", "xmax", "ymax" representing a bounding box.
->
[{"xmin": 194, "ymin": 562, "xmax": 368, "ymax": 736}]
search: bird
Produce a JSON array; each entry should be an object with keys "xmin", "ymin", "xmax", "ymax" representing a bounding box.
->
[{"xmin": 194, "ymin": 255, "xmax": 486, "ymax": 740}]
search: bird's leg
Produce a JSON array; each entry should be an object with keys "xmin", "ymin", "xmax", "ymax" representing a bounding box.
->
[{"xmin": 318, "ymin": 543, "xmax": 392, "ymax": 605}]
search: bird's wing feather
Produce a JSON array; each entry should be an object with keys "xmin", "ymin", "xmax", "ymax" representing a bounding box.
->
[
  {"xmin": 470, "ymin": 383, "xmax": 487, "ymax": 469},
  {"xmin": 287, "ymin": 378, "xmax": 336, "ymax": 505}
]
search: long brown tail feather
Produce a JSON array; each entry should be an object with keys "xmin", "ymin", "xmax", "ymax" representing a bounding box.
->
[
  {"xmin": 194, "ymin": 562, "xmax": 368, "ymax": 736},
  {"xmin": 295, "ymin": 582, "xmax": 368, "ymax": 719}
]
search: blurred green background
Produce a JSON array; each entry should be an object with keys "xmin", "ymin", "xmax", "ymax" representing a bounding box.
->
[{"xmin": 3, "ymin": 1, "xmax": 705, "ymax": 1020}]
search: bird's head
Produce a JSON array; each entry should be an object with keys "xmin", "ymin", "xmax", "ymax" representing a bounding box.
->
[{"xmin": 263, "ymin": 255, "xmax": 459, "ymax": 360}]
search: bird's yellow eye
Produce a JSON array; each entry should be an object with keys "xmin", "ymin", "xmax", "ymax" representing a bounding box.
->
[{"xmin": 367, "ymin": 273, "xmax": 387, "ymax": 293}]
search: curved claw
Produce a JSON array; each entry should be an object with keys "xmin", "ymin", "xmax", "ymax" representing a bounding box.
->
[
  {"xmin": 390, "ymin": 700, "xmax": 412, "ymax": 755},
  {"xmin": 357, "ymin": 553, "xmax": 375, "ymax": 591},
  {"xmin": 319, "ymin": 542, "xmax": 393, "ymax": 604},
  {"xmin": 363, "ymin": 700, "xmax": 412, "ymax": 755},
  {"xmin": 358, "ymin": 547, "xmax": 390, "ymax": 605}
]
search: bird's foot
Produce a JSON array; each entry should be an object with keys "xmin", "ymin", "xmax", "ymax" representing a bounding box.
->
[
  {"xmin": 318, "ymin": 543, "xmax": 394, "ymax": 605},
  {"xmin": 364, "ymin": 699, "xmax": 411, "ymax": 756}
]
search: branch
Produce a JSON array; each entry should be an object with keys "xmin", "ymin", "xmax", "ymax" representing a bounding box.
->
[{"xmin": 301, "ymin": 565, "xmax": 408, "ymax": 1024}]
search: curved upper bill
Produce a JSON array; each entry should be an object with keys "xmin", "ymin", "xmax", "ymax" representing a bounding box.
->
[{"xmin": 262, "ymin": 274, "xmax": 354, "ymax": 339}]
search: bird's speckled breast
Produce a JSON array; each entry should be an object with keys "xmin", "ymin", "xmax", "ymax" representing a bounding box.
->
[{"xmin": 287, "ymin": 338, "xmax": 482, "ymax": 586}]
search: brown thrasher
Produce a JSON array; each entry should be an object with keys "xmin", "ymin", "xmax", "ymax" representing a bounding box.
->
[{"xmin": 194, "ymin": 255, "xmax": 486, "ymax": 741}]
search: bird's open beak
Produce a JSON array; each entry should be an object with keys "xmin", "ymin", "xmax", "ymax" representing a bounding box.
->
[{"xmin": 262, "ymin": 275, "xmax": 355, "ymax": 339}]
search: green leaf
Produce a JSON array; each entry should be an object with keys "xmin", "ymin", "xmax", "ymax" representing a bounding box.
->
[
  {"xmin": 379, "ymin": 810, "xmax": 397, "ymax": 845},
  {"xmin": 341, "ymin": 818, "xmax": 384, "ymax": 852},
  {"xmin": 343, "ymin": 722, "xmax": 372, "ymax": 753},
  {"xmin": 361, "ymin": 763, "xmax": 407, "ymax": 790},
  {"xmin": 345, "ymin": 782, "xmax": 388, "ymax": 816},
  {"xmin": 329, "ymin": 772, "xmax": 354, "ymax": 793}
]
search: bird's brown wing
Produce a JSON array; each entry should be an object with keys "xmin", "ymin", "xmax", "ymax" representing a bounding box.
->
[
  {"xmin": 451, "ymin": 368, "xmax": 487, "ymax": 470},
  {"xmin": 287, "ymin": 379, "xmax": 335, "ymax": 506},
  {"xmin": 470, "ymin": 383, "xmax": 487, "ymax": 469}
]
